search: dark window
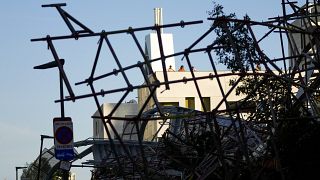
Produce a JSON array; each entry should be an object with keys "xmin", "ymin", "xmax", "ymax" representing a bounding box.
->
[
  {"xmin": 201, "ymin": 97, "xmax": 211, "ymax": 112},
  {"xmin": 185, "ymin": 97, "xmax": 195, "ymax": 110}
]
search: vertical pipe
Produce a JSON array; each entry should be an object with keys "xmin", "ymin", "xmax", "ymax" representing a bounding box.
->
[
  {"xmin": 60, "ymin": 66, "xmax": 68, "ymax": 180},
  {"xmin": 16, "ymin": 168, "xmax": 18, "ymax": 180},
  {"xmin": 159, "ymin": 8, "xmax": 163, "ymax": 33},
  {"xmin": 37, "ymin": 136, "xmax": 44, "ymax": 180},
  {"xmin": 279, "ymin": 28, "xmax": 287, "ymax": 74},
  {"xmin": 60, "ymin": 70, "xmax": 65, "ymax": 118},
  {"xmin": 154, "ymin": 8, "xmax": 157, "ymax": 26}
]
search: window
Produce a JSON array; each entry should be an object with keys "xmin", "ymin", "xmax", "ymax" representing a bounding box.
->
[
  {"xmin": 201, "ymin": 97, "xmax": 211, "ymax": 112},
  {"xmin": 95, "ymin": 121, "xmax": 99, "ymax": 137},
  {"xmin": 160, "ymin": 102, "xmax": 179, "ymax": 107},
  {"xmin": 185, "ymin": 97, "xmax": 195, "ymax": 110}
]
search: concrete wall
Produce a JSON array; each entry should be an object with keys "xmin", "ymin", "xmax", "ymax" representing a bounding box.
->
[
  {"xmin": 138, "ymin": 70, "xmax": 245, "ymax": 140},
  {"xmin": 288, "ymin": 4, "xmax": 320, "ymax": 69},
  {"xmin": 154, "ymin": 71, "xmax": 243, "ymax": 111},
  {"xmin": 93, "ymin": 103, "xmax": 138, "ymax": 139},
  {"xmin": 145, "ymin": 33, "xmax": 176, "ymax": 72}
]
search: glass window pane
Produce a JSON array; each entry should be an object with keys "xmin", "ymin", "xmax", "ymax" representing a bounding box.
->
[
  {"xmin": 202, "ymin": 97, "xmax": 210, "ymax": 112},
  {"xmin": 185, "ymin": 97, "xmax": 195, "ymax": 110},
  {"xmin": 160, "ymin": 102, "xmax": 179, "ymax": 107}
]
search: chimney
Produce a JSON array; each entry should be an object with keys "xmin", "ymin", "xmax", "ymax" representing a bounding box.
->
[{"xmin": 154, "ymin": 8, "xmax": 163, "ymax": 33}]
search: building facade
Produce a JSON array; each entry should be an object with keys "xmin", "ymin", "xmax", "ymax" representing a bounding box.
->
[
  {"xmin": 93, "ymin": 102, "xmax": 138, "ymax": 140},
  {"xmin": 138, "ymin": 71, "xmax": 244, "ymax": 140},
  {"xmin": 93, "ymin": 8, "xmax": 246, "ymax": 141}
]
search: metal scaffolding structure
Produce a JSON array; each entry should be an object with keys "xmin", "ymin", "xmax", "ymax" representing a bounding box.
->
[{"xmin": 31, "ymin": 1, "xmax": 320, "ymax": 179}]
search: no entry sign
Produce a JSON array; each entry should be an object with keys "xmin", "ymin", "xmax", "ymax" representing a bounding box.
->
[{"xmin": 53, "ymin": 117, "xmax": 74, "ymax": 161}]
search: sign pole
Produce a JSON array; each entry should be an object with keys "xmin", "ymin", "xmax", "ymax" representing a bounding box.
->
[
  {"xmin": 60, "ymin": 68, "xmax": 65, "ymax": 118},
  {"xmin": 59, "ymin": 66, "xmax": 68, "ymax": 180}
]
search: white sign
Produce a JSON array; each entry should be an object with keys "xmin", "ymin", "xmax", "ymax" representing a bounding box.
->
[{"xmin": 53, "ymin": 117, "xmax": 74, "ymax": 160}]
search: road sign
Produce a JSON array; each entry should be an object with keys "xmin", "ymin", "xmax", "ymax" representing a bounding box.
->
[{"xmin": 53, "ymin": 117, "xmax": 74, "ymax": 161}]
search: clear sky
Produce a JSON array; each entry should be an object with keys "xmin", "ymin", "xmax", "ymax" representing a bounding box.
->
[{"xmin": 0, "ymin": 1, "xmax": 303, "ymax": 179}]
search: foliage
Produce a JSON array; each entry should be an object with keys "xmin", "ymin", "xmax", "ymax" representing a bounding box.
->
[
  {"xmin": 232, "ymin": 75, "xmax": 289, "ymax": 121},
  {"xmin": 207, "ymin": 2, "xmax": 320, "ymax": 180},
  {"xmin": 208, "ymin": 2, "xmax": 261, "ymax": 72},
  {"xmin": 21, "ymin": 157, "xmax": 52, "ymax": 180},
  {"xmin": 21, "ymin": 157, "xmax": 65, "ymax": 180}
]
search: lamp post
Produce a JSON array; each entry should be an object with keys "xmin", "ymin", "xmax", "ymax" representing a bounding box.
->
[
  {"xmin": 34, "ymin": 59, "xmax": 67, "ymax": 180},
  {"xmin": 33, "ymin": 59, "xmax": 66, "ymax": 118},
  {"xmin": 15, "ymin": 166, "xmax": 27, "ymax": 180},
  {"xmin": 37, "ymin": 135, "xmax": 54, "ymax": 180}
]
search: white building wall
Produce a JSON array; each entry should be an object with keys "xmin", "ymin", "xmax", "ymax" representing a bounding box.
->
[
  {"xmin": 139, "ymin": 71, "xmax": 245, "ymax": 140},
  {"xmin": 93, "ymin": 103, "xmax": 138, "ymax": 139},
  {"xmin": 288, "ymin": 4, "xmax": 320, "ymax": 98},
  {"xmin": 155, "ymin": 71, "xmax": 242, "ymax": 111},
  {"xmin": 145, "ymin": 33, "xmax": 176, "ymax": 72},
  {"xmin": 289, "ymin": 4, "xmax": 320, "ymax": 69}
]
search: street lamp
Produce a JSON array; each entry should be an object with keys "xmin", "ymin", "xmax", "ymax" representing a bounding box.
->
[
  {"xmin": 34, "ymin": 59, "xmax": 66, "ymax": 180},
  {"xmin": 15, "ymin": 166, "xmax": 27, "ymax": 180},
  {"xmin": 37, "ymin": 135, "xmax": 54, "ymax": 180},
  {"xmin": 34, "ymin": 59, "xmax": 67, "ymax": 118},
  {"xmin": 34, "ymin": 59, "xmax": 73, "ymax": 180}
]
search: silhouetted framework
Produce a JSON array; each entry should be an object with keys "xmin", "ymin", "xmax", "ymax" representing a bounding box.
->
[{"xmin": 32, "ymin": 1, "xmax": 320, "ymax": 179}]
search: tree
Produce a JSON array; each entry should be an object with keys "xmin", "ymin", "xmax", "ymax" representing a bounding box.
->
[
  {"xmin": 208, "ymin": 2, "xmax": 261, "ymax": 72},
  {"xmin": 207, "ymin": 2, "xmax": 320, "ymax": 180},
  {"xmin": 21, "ymin": 157, "xmax": 51, "ymax": 180},
  {"xmin": 21, "ymin": 157, "xmax": 64, "ymax": 180}
]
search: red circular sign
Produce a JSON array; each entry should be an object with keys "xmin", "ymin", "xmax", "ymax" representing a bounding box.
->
[{"xmin": 55, "ymin": 126, "xmax": 73, "ymax": 144}]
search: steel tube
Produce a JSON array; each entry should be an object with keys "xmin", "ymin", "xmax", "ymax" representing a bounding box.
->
[{"xmin": 31, "ymin": 20, "xmax": 203, "ymax": 42}]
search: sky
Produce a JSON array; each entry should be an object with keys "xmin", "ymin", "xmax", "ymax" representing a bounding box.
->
[{"xmin": 0, "ymin": 1, "xmax": 303, "ymax": 179}]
